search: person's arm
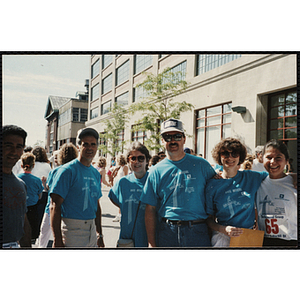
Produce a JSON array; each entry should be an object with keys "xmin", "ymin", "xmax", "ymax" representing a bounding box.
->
[
  {"xmin": 95, "ymin": 199, "xmax": 105, "ymax": 248},
  {"xmin": 19, "ymin": 214, "xmax": 32, "ymax": 247},
  {"xmin": 206, "ymin": 215, "xmax": 243, "ymax": 237},
  {"xmin": 50, "ymin": 193, "xmax": 65, "ymax": 248},
  {"xmin": 145, "ymin": 204, "xmax": 157, "ymax": 247}
]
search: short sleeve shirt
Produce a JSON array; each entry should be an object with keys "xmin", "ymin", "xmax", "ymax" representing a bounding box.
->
[{"xmin": 140, "ymin": 154, "xmax": 216, "ymax": 220}]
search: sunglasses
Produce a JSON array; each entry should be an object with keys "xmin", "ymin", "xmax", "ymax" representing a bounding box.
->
[
  {"xmin": 162, "ymin": 133, "xmax": 183, "ymax": 142},
  {"xmin": 129, "ymin": 155, "xmax": 146, "ymax": 162},
  {"xmin": 220, "ymin": 150, "xmax": 239, "ymax": 158}
]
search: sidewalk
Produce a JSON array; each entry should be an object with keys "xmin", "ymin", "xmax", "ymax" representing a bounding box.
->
[{"xmin": 33, "ymin": 187, "xmax": 120, "ymax": 249}]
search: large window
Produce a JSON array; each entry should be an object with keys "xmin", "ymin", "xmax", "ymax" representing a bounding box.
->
[
  {"xmin": 102, "ymin": 55, "xmax": 113, "ymax": 69},
  {"xmin": 133, "ymin": 85, "xmax": 149, "ymax": 102},
  {"xmin": 116, "ymin": 60, "xmax": 129, "ymax": 86},
  {"xmin": 101, "ymin": 100, "xmax": 111, "ymax": 115},
  {"xmin": 91, "ymin": 59, "xmax": 100, "ymax": 78},
  {"xmin": 102, "ymin": 73, "xmax": 112, "ymax": 95},
  {"xmin": 58, "ymin": 108, "xmax": 71, "ymax": 126},
  {"xmin": 196, "ymin": 103, "xmax": 232, "ymax": 164},
  {"xmin": 91, "ymin": 83, "xmax": 99, "ymax": 101},
  {"xmin": 196, "ymin": 54, "xmax": 241, "ymax": 76},
  {"xmin": 90, "ymin": 107, "xmax": 99, "ymax": 119},
  {"xmin": 115, "ymin": 91, "xmax": 129, "ymax": 106},
  {"xmin": 115, "ymin": 130, "xmax": 125, "ymax": 155},
  {"xmin": 72, "ymin": 108, "xmax": 88, "ymax": 122},
  {"xmin": 132, "ymin": 125, "xmax": 147, "ymax": 143},
  {"xmin": 134, "ymin": 55, "xmax": 152, "ymax": 74},
  {"xmin": 268, "ymin": 89, "xmax": 297, "ymax": 170},
  {"xmin": 268, "ymin": 90, "xmax": 297, "ymax": 140}
]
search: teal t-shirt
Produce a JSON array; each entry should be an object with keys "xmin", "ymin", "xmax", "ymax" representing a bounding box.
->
[
  {"xmin": 205, "ymin": 170, "xmax": 268, "ymax": 228},
  {"xmin": 140, "ymin": 154, "xmax": 216, "ymax": 220},
  {"xmin": 17, "ymin": 173, "xmax": 44, "ymax": 206},
  {"xmin": 50, "ymin": 159, "xmax": 102, "ymax": 220},
  {"xmin": 109, "ymin": 172, "xmax": 148, "ymax": 247}
]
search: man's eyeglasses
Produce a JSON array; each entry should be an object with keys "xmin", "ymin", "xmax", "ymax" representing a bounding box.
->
[
  {"xmin": 162, "ymin": 133, "xmax": 183, "ymax": 142},
  {"xmin": 220, "ymin": 150, "xmax": 239, "ymax": 158},
  {"xmin": 129, "ymin": 155, "xmax": 146, "ymax": 162}
]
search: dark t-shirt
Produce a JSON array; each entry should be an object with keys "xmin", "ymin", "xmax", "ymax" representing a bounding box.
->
[{"xmin": 2, "ymin": 173, "xmax": 27, "ymax": 244}]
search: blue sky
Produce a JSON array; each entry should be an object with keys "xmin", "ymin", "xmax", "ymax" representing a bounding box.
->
[{"xmin": 3, "ymin": 54, "xmax": 90, "ymax": 147}]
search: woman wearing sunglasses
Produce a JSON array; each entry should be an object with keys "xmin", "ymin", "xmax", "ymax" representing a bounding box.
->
[
  {"xmin": 108, "ymin": 142, "xmax": 151, "ymax": 247},
  {"xmin": 205, "ymin": 138, "xmax": 268, "ymax": 247}
]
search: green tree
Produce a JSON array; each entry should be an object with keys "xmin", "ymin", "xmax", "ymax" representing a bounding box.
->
[
  {"xmin": 98, "ymin": 103, "xmax": 129, "ymax": 156},
  {"xmin": 129, "ymin": 67, "xmax": 193, "ymax": 152}
]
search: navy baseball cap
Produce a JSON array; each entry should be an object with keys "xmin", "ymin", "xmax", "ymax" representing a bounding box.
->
[
  {"xmin": 160, "ymin": 118, "xmax": 184, "ymax": 135},
  {"xmin": 78, "ymin": 128, "xmax": 99, "ymax": 141}
]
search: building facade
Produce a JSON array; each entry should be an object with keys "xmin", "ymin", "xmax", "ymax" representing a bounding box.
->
[
  {"xmin": 44, "ymin": 81, "xmax": 89, "ymax": 154},
  {"xmin": 85, "ymin": 53, "xmax": 297, "ymax": 169}
]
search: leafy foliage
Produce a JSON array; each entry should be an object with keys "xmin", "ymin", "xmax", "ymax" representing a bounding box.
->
[
  {"xmin": 98, "ymin": 103, "xmax": 129, "ymax": 156},
  {"xmin": 129, "ymin": 67, "xmax": 193, "ymax": 152}
]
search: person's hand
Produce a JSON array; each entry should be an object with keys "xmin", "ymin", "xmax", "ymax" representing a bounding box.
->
[
  {"xmin": 52, "ymin": 239, "xmax": 65, "ymax": 248},
  {"xmin": 97, "ymin": 236, "xmax": 105, "ymax": 248},
  {"xmin": 225, "ymin": 226, "xmax": 243, "ymax": 237}
]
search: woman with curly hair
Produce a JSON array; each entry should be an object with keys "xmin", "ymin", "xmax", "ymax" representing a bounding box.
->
[
  {"xmin": 205, "ymin": 138, "xmax": 268, "ymax": 247},
  {"xmin": 38, "ymin": 143, "xmax": 78, "ymax": 247},
  {"xmin": 97, "ymin": 157, "xmax": 111, "ymax": 187}
]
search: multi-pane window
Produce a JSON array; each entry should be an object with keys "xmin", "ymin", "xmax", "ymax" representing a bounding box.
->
[
  {"xmin": 72, "ymin": 108, "xmax": 88, "ymax": 122},
  {"xmin": 91, "ymin": 83, "xmax": 99, "ymax": 101},
  {"xmin": 268, "ymin": 90, "xmax": 297, "ymax": 141},
  {"xmin": 99, "ymin": 132, "xmax": 106, "ymax": 157},
  {"xmin": 196, "ymin": 103, "xmax": 232, "ymax": 164},
  {"xmin": 115, "ymin": 91, "xmax": 129, "ymax": 106},
  {"xmin": 196, "ymin": 54, "xmax": 241, "ymax": 76},
  {"xmin": 102, "ymin": 73, "xmax": 112, "ymax": 95},
  {"xmin": 267, "ymin": 89, "xmax": 297, "ymax": 171},
  {"xmin": 116, "ymin": 60, "xmax": 129, "ymax": 86},
  {"xmin": 91, "ymin": 59, "xmax": 100, "ymax": 78},
  {"xmin": 80, "ymin": 108, "xmax": 88, "ymax": 122},
  {"xmin": 165, "ymin": 61, "xmax": 187, "ymax": 83},
  {"xmin": 58, "ymin": 108, "xmax": 71, "ymax": 126},
  {"xmin": 101, "ymin": 100, "xmax": 111, "ymax": 115},
  {"xmin": 102, "ymin": 55, "xmax": 113, "ymax": 69},
  {"xmin": 90, "ymin": 107, "xmax": 99, "ymax": 119},
  {"xmin": 133, "ymin": 85, "xmax": 149, "ymax": 102},
  {"xmin": 132, "ymin": 125, "xmax": 147, "ymax": 143},
  {"xmin": 134, "ymin": 55, "xmax": 152, "ymax": 74}
]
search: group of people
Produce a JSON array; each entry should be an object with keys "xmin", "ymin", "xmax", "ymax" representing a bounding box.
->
[{"xmin": 2, "ymin": 118, "xmax": 297, "ymax": 248}]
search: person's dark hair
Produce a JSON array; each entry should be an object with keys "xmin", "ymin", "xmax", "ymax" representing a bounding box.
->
[
  {"xmin": 211, "ymin": 137, "xmax": 247, "ymax": 165},
  {"xmin": 21, "ymin": 152, "xmax": 35, "ymax": 171},
  {"xmin": 32, "ymin": 146, "xmax": 49, "ymax": 163},
  {"xmin": 126, "ymin": 142, "xmax": 151, "ymax": 170},
  {"xmin": 262, "ymin": 139, "xmax": 289, "ymax": 161},
  {"xmin": 149, "ymin": 155, "xmax": 160, "ymax": 167},
  {"xmin": 24, "ymin": 146, "xmax": 33, "ymax": 153},
  {"xmin": 58, "ymin": 143, "xmax": 78, "ymax": 165},
  {"xmin": 2, "ymin": 125, "xmax": 27, "ymax": 146}
]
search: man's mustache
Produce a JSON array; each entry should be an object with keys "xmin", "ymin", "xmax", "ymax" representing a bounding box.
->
[{"xmin": 169, "ymin": 142, "xmax": 178, "ymax": 147}]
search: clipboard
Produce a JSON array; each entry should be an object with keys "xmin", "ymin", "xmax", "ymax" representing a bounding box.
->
[{"xmin": 229, "ymin": 228, "xmax": 265, "ymax": 248}]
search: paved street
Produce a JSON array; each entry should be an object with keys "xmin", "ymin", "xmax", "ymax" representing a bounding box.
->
[
  {"xmin": 100, "ymin": 187, "xmax": 121, "ymax": 248},
  {"xmin": 33, "ymin": 186, "xmax": 120, "ymax": 249}
]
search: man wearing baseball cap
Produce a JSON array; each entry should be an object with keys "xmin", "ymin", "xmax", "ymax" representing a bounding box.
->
[
  {"xmin": 50, "ymin": 128, "xmax": 104, "ymax": 248},
  {"xmin": 141, "ymin": 118, "xmax": 216, "ymax": 247}
]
